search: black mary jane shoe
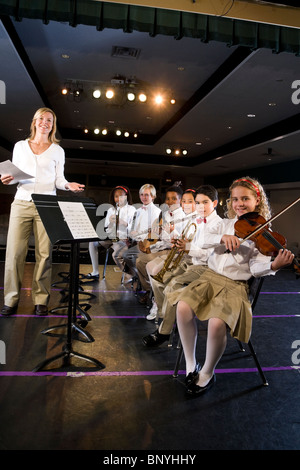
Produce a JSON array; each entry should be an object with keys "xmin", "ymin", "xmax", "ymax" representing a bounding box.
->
[
  {"xmin": 184, "ymin": 363, "xmax": 201, "ymax": 386},
  {"xmin": 142, "ymin": 330, "xmax": 169, "ymax": 347},
  {"xmin": 186, "ymin": 374, "xmax": 216, "ymax": 397},
  {"xmin": 85, "ymin": 273, "xmax": 99, "ymax": 280}
]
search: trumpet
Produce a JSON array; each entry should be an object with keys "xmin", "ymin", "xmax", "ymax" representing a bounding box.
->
[{"xmin": 151, "ymin": 221, "xmax": 197, "ymax": 283}]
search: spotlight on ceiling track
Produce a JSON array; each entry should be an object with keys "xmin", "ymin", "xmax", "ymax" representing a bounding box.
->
[
  {"xmin": 93, "ymin": 89, "xmax": 101, "ymax": 99},
  {"xmin": 61, "ymin": 86, "xmax": 69, "ymax": 95},
  {"xmin": 138, "ymin": 92, "xmax": 147, "ymax": 103},
  {"xmin": 127, "ymin": 92, "xmax": 136, "ymax": 102},
  {"xmin": 165, "ymin": 147, "xmax": 188, "ymax": 157},
  {"xmin": 154, "ymin": 94, "xmax": 163, "ymax": 105},
  {"xmin": 105, "ymin": 89, "xmax": 114, "ymax": 99}
]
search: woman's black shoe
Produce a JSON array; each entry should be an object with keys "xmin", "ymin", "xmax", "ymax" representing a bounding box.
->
[
  {"xmin": 184, "ymin": 363, "xmax": 201, "ymax": 386},
  {"xmin": 186, "ymin": 374, "xmax": 216, "ymax": 396}
]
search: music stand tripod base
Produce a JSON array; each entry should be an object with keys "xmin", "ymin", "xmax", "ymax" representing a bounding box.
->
[{"xmin": 32, "ymin": 345, "xmax": 105, "ymax": 372}]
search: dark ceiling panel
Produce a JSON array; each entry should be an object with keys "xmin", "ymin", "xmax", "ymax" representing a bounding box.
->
[{"xmin": 0, "ymin": 2, "xmax": 299, "ymax": 183}]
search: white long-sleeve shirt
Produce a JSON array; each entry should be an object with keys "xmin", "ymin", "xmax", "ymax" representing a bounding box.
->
[
  {"xmin": 188, "ymin": 209, "xmax": 223, "ymax": 265},
  {"xmin": 207, "ymin": 217, "xmax": 276, "ymax": 280},
  {"xmin": 12, "ymin": 140, "xmax": 69, "ymax": 201},
  {"xmin": 150, "ymin": 205, "xmax": 185, "ymax": 252},
  {"xmin": 130, "ymin": 202, "xmax": 161, "ymax": 241},
  {"xmin": 104, "ymin": 204, "xmax": 136, "ymax": 240}
]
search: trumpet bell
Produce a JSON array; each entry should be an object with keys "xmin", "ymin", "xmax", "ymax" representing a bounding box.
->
[{"xmin": 149, "ymin": 221, "xmax": 197, "ymax": 283}]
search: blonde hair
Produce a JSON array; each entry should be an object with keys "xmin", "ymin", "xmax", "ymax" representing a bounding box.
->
[
  {"xmin": 139, "ymin": 184, "xmax": 156, "ymax": 198},
  {"xmin": 28, "ymin": 107, "xmax": 59, "ymax": 144},
  {"xmin": 225, "ymin": 176, "xmax": 272, "ymax": 220}
]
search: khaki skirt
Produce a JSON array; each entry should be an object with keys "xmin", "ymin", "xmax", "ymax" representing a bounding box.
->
[{"xmin": 166, "ymin": 267, "xmax": 252, "ymax": 343}]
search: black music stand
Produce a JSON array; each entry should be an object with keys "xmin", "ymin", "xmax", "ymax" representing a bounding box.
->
[{"xmin": 31, "ymin": 194, "xmax": 105, "ymax": 372}]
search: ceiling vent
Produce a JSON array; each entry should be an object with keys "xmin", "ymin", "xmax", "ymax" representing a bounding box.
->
[{"xmin": 111, "ymin": 46, "xmax": 141, "ymax": 59}]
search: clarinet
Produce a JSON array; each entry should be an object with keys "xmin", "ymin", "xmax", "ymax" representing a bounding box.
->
[{"xmin": 112, "ymin": 203, "xmax": 120, "ymax": 242}]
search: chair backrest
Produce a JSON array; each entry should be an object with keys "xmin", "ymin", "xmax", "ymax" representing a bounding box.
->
[{"xmin": 248, "ymin": 277, "xmax": 264, "ymax": 310}]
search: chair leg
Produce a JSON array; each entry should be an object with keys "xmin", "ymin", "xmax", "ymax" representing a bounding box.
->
[
  {"xmin": 247, "ymin": 339, "xmax": 269, "ymax": 386},
  {"xmin": 173, "ymin": 340, "xmax": 184, "ymax": 378},
  {"xmin": 102, "ymin": 248, "xmax": 110, "ymax": 279}
]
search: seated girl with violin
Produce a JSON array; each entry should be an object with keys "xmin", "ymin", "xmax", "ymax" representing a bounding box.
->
[{"xmin": 166, "ymin": 176, "xmax": 294, "ymax": 397}]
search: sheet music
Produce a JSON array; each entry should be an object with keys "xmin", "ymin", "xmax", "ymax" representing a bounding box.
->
[
  {"xmin": 0, "ymin": 160, "xmax": 34, "ymax": 183},
  {"xmin": 58, "ymin": 201, "xmax": 99, "ymax": 240}
]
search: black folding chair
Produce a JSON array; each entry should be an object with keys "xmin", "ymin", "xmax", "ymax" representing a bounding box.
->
[{"xmin": 173, "ymin": 277, "xmax": 268, "ymax": 386}]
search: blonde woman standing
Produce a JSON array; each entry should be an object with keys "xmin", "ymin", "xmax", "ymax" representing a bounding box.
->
[{"xmin": 0, "ymin": 107, "xmax": 84, "ymax": 316}]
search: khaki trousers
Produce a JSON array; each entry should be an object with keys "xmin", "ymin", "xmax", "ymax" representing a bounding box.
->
[
  {"xmin": 136, "ymin": 250, "xmax": 170, "ymax": 292},
  {"xmin": 4, "ymin": 199, "xmax": 52, "ymax": 307}
]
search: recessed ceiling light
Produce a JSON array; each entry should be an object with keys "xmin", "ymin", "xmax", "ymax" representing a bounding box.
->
[
  {"xmin": 61, "ymin": 54, "xmax": 70, "ymax": 59},
  {"xmin": 268, "ymin": 102, "xmax": 276, "ymax": 106},
  {"xmin": 247, "ymin": 114, "xmax": 256, "ymax": 118},
  {"xmin": 195, "ymin": 142, "xmax": 202, "ymax": 146}
]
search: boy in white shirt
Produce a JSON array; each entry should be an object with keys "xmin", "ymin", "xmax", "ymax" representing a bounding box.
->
[
  {"xmin": 136, "ymin": 185, "xmax": 184, "ymax": 304},
  {"xmin": 122, "ymin": 184, "xmax": 161, "ymax": 280}
]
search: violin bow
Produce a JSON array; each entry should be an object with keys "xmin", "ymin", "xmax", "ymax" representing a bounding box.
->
[{"xmin": 239, "ymin": 197, "xmax": 300, "ymax": 243}]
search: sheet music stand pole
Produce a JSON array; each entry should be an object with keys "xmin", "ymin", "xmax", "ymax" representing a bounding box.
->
[{"xmin": 33, "ymin": 241, "xmax": 105, "ymax": 372}]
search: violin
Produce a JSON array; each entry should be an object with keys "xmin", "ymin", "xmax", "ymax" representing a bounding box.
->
[
  {"xmin": 234, "ymin": 212, "xmax": 286, "ymax": 257},
  {"xmin": 233, "ymin": 211, "xmax": 300, "ymax": 275}
]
